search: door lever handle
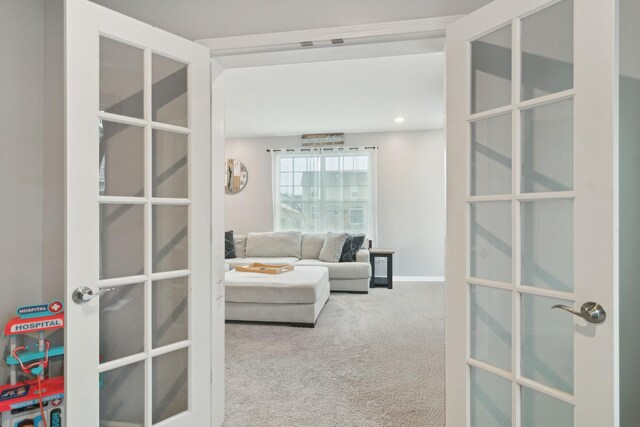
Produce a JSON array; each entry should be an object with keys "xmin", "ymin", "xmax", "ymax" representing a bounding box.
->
[
  {"xmin": 72, "ymin": 286, "xmax": 116, "ymax": 304},
  {"xmin": 551, "ymin": 301, "xmax": 606, "ymax": 324}
]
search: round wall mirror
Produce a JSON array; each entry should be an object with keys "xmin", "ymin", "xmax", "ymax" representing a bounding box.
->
[{"xmin": 225, "ymin": 159, "xmax": 248, "ymax": 194}]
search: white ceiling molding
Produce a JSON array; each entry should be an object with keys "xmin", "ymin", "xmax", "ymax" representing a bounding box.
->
[
  {"xmin": 197, "ymin": 15, "xmax": 463, "ymax": 56},
  {"xmin": 214, "ymin": 37, "xmax": 445, "ymax": 69}
]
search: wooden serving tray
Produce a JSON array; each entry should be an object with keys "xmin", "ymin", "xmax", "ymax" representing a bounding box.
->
[{"xmin": 235, "ymin": 263, "xmax": 295, "ymax": 274}]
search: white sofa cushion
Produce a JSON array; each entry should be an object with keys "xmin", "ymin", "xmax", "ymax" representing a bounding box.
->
[
  {"xmin": 245, "ymin": 231, "xmax": 302, "ymax": 258},
  {"xmin": 295, "ymin": 259, "xmax": 371, "ymax": 279},
  {"xmin": 225, "ymin": 266, "xmax": 329, "ymax": 304},
  {"xmin": 355, "ymin": 249, "xmax": 369, "ymax": 263},
  {"xmin": 301, "ymin": 233, "xmax": 326, "ymax": 259},
  {"xmin": 225, "ymin": 257, "xmax": 300, "ymax": 269}
]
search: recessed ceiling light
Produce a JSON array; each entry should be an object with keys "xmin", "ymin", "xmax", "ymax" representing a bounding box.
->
[{"xmin": 395, "ymin": 117, "xmax": 405, "ymax": 123}]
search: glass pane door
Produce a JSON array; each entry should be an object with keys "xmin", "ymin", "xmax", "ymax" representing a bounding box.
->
[
  {"xmin": 65, "ymin": 2, "xmax": 214, "ymax": 425},
  {"xmin": 467, "ymin": 1, "xmax": 576, "ymax": 425},
  {"xmin": 98, "ymin": 35, "xmax": 193, "ymax": 426}
]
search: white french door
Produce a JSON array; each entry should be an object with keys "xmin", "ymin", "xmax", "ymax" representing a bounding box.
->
[
  {"xmin": 65, "ymin": 0, "xmax": 213, "ymax": 425},
  {"xmin": 446, "ymin": 0, "xmax": 617, "ymax": 426}
]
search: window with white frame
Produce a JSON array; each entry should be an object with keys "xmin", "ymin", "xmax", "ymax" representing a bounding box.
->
[{"xmin": 272, "ymin": 149, "xmax": 377, "ymax": 237}]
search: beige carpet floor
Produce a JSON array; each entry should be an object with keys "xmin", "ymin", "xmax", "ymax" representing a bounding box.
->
[{"xmin": 224, "ymin": 281, "xmax": 445, "ymax": 427}]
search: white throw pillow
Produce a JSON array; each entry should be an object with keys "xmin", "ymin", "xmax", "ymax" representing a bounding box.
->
[
  {"xmin": 233, "ymin": 235, "xmax": 247, "ymax": 258},
  {"xmin": 319, "ymin": 232, "xmax": 348, "ymax": 262}
]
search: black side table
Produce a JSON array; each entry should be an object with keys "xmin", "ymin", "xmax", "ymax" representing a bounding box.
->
[{"xmin": 369, "ymin": 248, "xmax": 395, "ymax": 289}]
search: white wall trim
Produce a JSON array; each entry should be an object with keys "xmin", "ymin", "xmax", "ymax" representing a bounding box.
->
[
  {"xmin": 393, "ymin": 276, "xmax": 445, "ymax": 282},
  {"xmin": 210, "ymin": 58, "xmax": 226, "ymax": 427},
  {"xmin": 197, "ymin": 15, "xmax": 463, "ymax": 56}
]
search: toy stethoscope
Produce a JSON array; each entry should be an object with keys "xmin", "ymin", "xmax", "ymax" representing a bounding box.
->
[{"xmin": 12, "ymin": 341, "xmax": 50, "ymax": 427}]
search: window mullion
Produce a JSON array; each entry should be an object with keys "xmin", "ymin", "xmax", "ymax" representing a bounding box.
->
[{"xmin": 319, "ymin": 154, "xmax": 326, "ymax": 232}]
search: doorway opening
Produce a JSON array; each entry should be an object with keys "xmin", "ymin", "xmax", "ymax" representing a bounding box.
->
[{"xmin": 213, "ymin": 29, "xmax": 448, "ymax": 425}]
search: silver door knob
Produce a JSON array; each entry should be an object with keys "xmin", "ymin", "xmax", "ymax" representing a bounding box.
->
[
  {"xmin": 551, "ymin": 301, "xmax": 606, "ymax": 324},
  {"xmin": 72, "ymin": 286, "xmax": 116, "ymax": 304}
]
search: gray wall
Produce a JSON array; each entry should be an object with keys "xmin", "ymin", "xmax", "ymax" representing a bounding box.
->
[
  {"xmin": 619, "ymin": 0, "xmax": 640, "ymax": 424},
  {"xmin": 225, "ymin": 130, "xmax": 445, "ymax": 277},
  {"xmin": 0, "ymin": 0, "xmax": 45, "ymax": 385},
  {"xmin": 43, "ymin": 0, "xmax": 65, "ymax": 303},
  {"xmin": 0, "ymin": 0, "xmax": 64, "ymax": 384}
]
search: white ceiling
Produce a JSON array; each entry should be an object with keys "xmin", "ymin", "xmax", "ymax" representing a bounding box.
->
[
  {"xmin": 90, "ymin": 0, "xmax": 493, "ymax": 40},
  {"xmin": 224, "ymin": 52, "xmax": 444, "ymax": 138}
]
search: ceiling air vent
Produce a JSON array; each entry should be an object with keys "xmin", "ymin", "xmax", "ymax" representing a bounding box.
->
[
  {"xmin": 300, "ymin": 41, "xmax": 314, "ymax": 47},
  {"xmin": 331, "ymin": 38, "xmax": 345, "ymax": 45}
]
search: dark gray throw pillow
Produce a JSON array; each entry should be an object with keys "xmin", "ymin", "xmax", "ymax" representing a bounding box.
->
[
  {"xmin": 225, "ymin": 230, "xmax": 236, "ymax": 259},
  {"xmin": 340, "ymin": 234, "xmax": 366, "ymax": 262}
]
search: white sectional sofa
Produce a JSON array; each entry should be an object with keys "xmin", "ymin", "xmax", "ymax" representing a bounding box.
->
[{"xmin": 225, "ymin": 231, "xmax": 372, "ymax": 294}]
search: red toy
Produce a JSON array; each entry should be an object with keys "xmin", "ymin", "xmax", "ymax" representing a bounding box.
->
[{"xmin": 1, "ymin": 303, "xmax": 64, "ymax": 427}]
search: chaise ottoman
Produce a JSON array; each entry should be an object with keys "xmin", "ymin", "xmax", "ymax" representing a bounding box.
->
[{"xmin": 225, "ymin": 266, "xmax": 330, "ymax": 327}]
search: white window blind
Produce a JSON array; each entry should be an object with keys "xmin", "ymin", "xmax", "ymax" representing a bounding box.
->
[{"xmin": 271, "ymin": 147, "xmax": 378, "ymax": 241}]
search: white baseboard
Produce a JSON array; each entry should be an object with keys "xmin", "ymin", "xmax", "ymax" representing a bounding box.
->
[{"xmin": 392, "ymin": 276, "xmax": 445, "ymax": 282}]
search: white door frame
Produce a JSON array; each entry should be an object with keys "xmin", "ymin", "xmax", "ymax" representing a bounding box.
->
[
  {"xmin": 202, "ymin": 17, "xmax": 456, "ymax": 426},
  {"xmin": 197, "ymin": 16, "xmax": 462, "ymax": 58},
  {"xmin": 210, "ymin": 59, "xmax": 227, "ymax": 427}
]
